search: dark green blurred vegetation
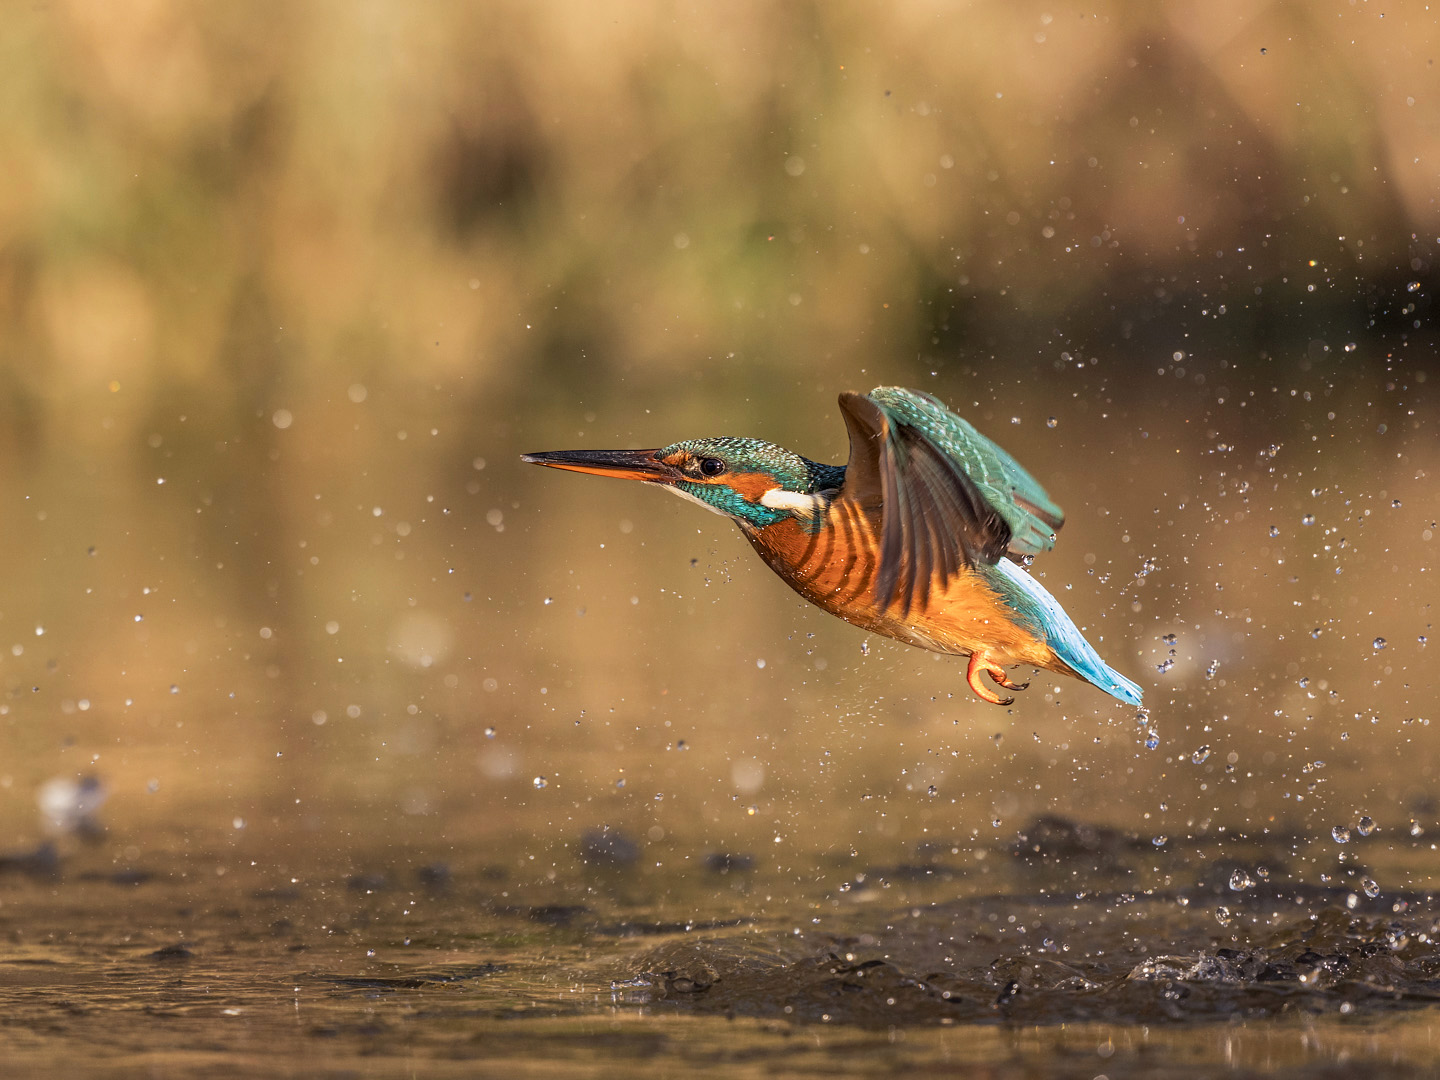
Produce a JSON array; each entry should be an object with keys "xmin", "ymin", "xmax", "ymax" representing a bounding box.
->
[{"xmin": 0, "ymin": 1, "xmax": 1436, "ymax": 872}]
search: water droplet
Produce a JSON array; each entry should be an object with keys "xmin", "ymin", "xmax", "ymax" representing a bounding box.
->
[
  {"xmin": 1144, "ymin": 729, "xmax": 1160, "ymax": 750},
  {"xmin": 532, "ymin": 776, "xmax": 548, "ymax": 789},
  {"xmin": 1191, "ymin": 745, "xmax": 1211, "ymax": 765},
  {"xmin": 1046, "ymin": 417, "xmax": 1058, "ymax": 429},
  {"xmin": 1357, "ymin": 815, "xmax": 1376, "ymax": 836},
  {"xmin": 1420, "ymin": 636, "xmax": 1428, "ymax": 647},
  {"xmin": 991, "ymin": 818, "xmax": 1002, "ymax": 828},
  {"xmin": 1311, "ymin": 627, "xmax": 1323, "ymax": 639},
  {"xmin": 860, "ymin": 641, "xmax": 870, "ymax": 657},
  {"xmin": 1392, "ymin": 499, "xmax": 1402, "ymax": 508},
  {"xmin": 1010, "ymin": 416, "xmax": 1021, "ymax": 425},
  {"xmin": 1302, "ymin": 514, "xmax": 1315, "ymax": 526},
  {"xmin": 927, "ymin": 785, "xmax": 938, "ymax": 797},
  {"xmin": 1362, "ymin": 877, "xmax": 1380, "ymax": 899},
  {"xmin": 543, "ymin": 597, "xmax": 553, "ymax": 606},
  {"xmin": 484, "ymin": 727, "xmax": 496, "ymax": 739},
  {"xmin": 1205, "ymin": 659, "xmax": 1220, "ymax": 680},
  {"xmin": 1162, "ymin": 633, "xmax": 1177, "ymax": 645},
  {"xmin": 1229, "ymin": 869, "xmax": 1255, "ymax": 891},
  {"xmin": 1343, "ymin": 342, "xmax": 1357, "ymax": 352},
  {"xmin": 1215, "ymin": 905, "xmax": 1234, "ymax": 927},
  {"xmin": 1332, "ymin": 825, "xmax": 1351, "ymax": 844},
  {"xmin": 755, "ymin": 658, "xmax": 766, "ymax": 669},
  {"xmin": 1408, "ymin": 280, "xmax": 1421, "ymax": 293},
  {"xmin": 1373, "ymin": 637, "xmax": 1387, "ymax": 650},
  {"xmin": 1269, "ymin": 525, "xmax": 1280, "ymax": 537},
  {"xmin": 1151, "ymin": 835, "xmax": 1167, "ymax": 847},
  {"xmin": 1410, "ymin": 821, "xmax": 1424, "ymax": 837}
]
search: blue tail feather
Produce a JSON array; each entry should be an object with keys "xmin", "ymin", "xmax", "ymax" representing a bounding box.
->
[{"xmin": 988, "ymin": 559, "xmax": 1143, "ymax": 706}]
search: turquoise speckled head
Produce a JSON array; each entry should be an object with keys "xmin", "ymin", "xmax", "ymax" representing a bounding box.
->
[
  {"xmin": 651, "ymin": 437, "xmax": 844, "ymax": 527},
  {"xmin": 519, "ymin": 436, "xmax": 844, "ymax": 530}
]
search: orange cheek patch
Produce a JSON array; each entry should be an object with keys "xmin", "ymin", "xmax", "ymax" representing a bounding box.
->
[{"xmin": 723, "ymin": 472, "xmax": 779, "ymax": 500}]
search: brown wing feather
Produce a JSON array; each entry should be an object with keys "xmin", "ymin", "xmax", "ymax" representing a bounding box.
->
[{"xmin": 836, "ymin": 392, "xmax": 1012, "ymax": 618}]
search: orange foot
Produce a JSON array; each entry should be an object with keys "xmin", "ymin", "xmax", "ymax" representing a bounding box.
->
[{"xmin": 966, "ymin": 652, "xmax": 1029, "ymax": 706}]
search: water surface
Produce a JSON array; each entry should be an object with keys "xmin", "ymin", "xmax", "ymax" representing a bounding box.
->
[{"xmin": 5, "ymin": 811, "xmax": 1440, "ymax": 1077}]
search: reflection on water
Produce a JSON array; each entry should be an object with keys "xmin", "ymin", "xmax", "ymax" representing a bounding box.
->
[
  {"xmin": 0, "ymin": 330, "xmax": 1436, "ymax": 1073},
  {"xmin": 4, "ymin": 813, "xmax": 1440, "ymax": 1075},
  {"xmin": 0, "ymin": 324, "xmax": 1435, "ymax": 1074}
]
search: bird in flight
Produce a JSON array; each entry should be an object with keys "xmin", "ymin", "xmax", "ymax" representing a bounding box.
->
[{"xmin": 523, "ymin": 387, "xmax": 1141, "ymax": 708}]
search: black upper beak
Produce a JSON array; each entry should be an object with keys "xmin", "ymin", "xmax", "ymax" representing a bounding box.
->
[{"xmin": 520, "ymin": 448, "xmax": 683, "ymax": 483}]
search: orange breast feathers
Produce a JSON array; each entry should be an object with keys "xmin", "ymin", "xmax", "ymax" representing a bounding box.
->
[{"xmin": 741, "ymin": 504, "xmax": 1055, "ymax": 667}]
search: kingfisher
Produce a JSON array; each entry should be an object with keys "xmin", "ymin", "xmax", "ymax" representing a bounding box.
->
[{"xmin": 522, "ymin": 387, "xmax": 1142, "ymax": 708}]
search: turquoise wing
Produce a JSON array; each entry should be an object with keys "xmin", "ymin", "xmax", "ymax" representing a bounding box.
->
[
  {"xmin": 865, "ymin": 387, "xmax": 1064, "ymax": 555},
  {"xmin": 836, "ymin": 387, "xmax": 1066, "ymax": 615}
]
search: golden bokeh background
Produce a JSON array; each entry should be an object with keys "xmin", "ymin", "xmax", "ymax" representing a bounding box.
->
[{"xmin": 0, "ymin": 0, "xmax": 1436, "ymax": 883}]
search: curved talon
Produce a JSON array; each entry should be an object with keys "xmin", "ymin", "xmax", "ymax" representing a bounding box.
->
[
  {"xmin": 966, "ymin": 652, "xmax": 1018, "ymax": 706},
  {"xmin": 992, "ymin": 672, "xmax": 1030, "ymax": 692}
]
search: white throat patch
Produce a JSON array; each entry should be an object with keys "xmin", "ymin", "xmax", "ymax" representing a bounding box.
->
[
  {"xmin": 648, "ymin": 482, "xmax": 831, "ymax": 522},
  {"xmin": 759, "ymin": 488, "xmax": 828, "ymax": 519}
]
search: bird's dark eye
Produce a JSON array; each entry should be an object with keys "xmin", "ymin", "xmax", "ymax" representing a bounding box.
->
[{"xmin": 699, "ymin": 457, "xmax": 726, "ymax": 477}]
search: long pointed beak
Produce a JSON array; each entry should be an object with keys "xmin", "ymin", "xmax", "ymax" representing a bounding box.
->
[{"xmin": 520, "ymin": 448, "xmax": 682, "ymax": 483}]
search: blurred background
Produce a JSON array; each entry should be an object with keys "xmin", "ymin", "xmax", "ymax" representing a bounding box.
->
[{"xmin": 0, "ymin": 0, "xmax": 1436, "ymax": 889}]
